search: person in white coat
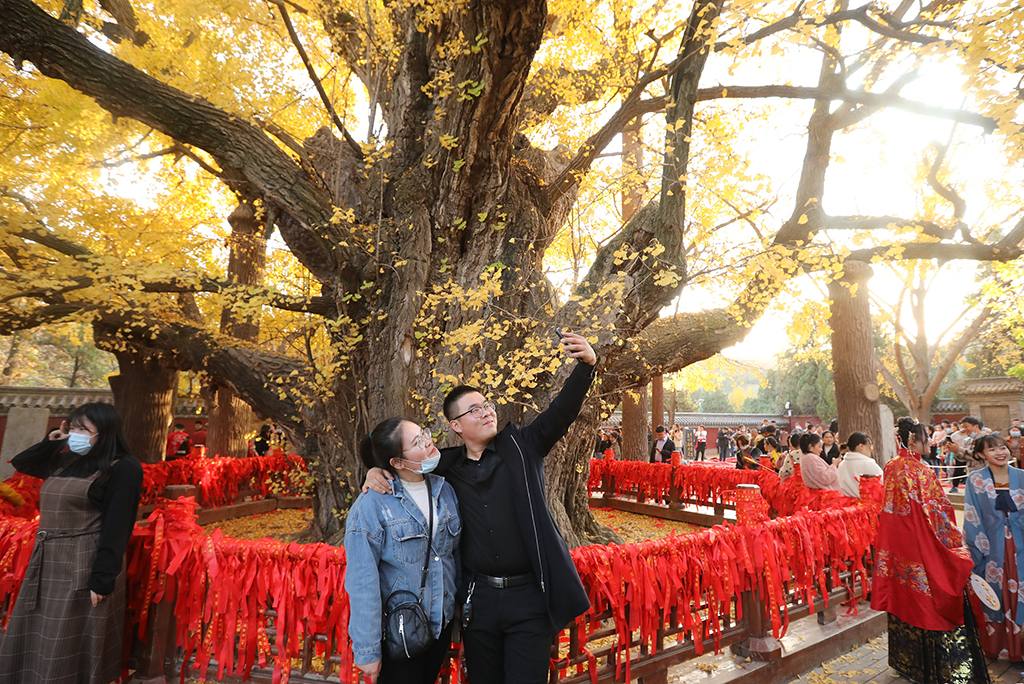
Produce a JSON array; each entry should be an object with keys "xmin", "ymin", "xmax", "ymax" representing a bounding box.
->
[{"xmin": 837, "ymin": 431, "xmax": 884, "ymax": 498}]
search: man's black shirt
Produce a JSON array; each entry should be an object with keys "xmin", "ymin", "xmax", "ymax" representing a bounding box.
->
[{"xmin": 446, "ymin": 444, "xmax": 532, "ymax": 576}]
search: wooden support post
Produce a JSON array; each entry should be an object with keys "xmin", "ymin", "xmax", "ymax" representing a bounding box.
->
[
  {"xmin": 730, "ymin": 589, "xmax": 783, "ymax": 661},
  {"xmin": 668, "ymin": 466, "xmax": 683, "ymax": 509},
  {"xmin": 127, "ymin": 594, "xmax": 179, "ymax": 683},
  {"xmin": 817, "ymin": 604, "xmax": 839, "ymax": 625}
]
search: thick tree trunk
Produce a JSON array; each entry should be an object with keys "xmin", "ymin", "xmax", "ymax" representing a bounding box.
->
[
  {"xmin": 207, "ymin": 201, "xmax": 267, "ymax": 458},
  {"xmin": 651, "ymin": 375, "xmax": 664, "ymax": 429},
  {"xmin": 108, "ymin": 348, "xmax": 178, "ymax": 463},
  {"xmin": 828, "ymin": 261, "xmax": 883, "ymax": 458},
  {"xmin": 621, "ymin": 385, "xmax": 649, "ymax": 460}
]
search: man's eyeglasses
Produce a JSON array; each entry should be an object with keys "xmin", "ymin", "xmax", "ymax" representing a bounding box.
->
[
  {"xmin": 403, "ymin": 429, "xmax": 433, "ymax": 451},
  {"xmin": 450, "ymin": 402, "xmax": 496, "ymax": 421}
]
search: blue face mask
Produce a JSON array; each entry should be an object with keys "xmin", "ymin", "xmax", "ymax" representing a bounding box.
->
[
  {"xmin": 67, "ymin": 432, "xmax": 94, "ymax": 456},
  {"xmin": 404, "ymin": 453, "xmax": 440, "ymax": 475}
]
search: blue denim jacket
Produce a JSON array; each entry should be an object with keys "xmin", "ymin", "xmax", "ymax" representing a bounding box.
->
[{"xmin": 344, "ymin": 474, "xmax": 461, "ymax": 665}]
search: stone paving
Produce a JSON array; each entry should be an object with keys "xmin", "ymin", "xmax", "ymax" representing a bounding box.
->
[{"xmin": 788, "ymin": 633, "xmax": 1024, "ymax": 684}]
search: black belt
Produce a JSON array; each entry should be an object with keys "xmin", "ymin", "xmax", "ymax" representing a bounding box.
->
[{"xmin": 478, "ymin": 572, "xmax": 533, "ymax": 589}]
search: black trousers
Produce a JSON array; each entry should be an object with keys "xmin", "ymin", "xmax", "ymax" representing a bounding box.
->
[
  {"xmin": 462, "ymin": 581, "xmax": 552, "ymax": 684},
  {"xmin": 377, "ymin": 620, "xmax": 455, "ymax": 684},
  {"xmin": 695, "ymin": 442, "xmax": 706, "ymax": 460},
  {"xmin": 950, "ymin": 463, "xmax": 967, "ymax": 488}
]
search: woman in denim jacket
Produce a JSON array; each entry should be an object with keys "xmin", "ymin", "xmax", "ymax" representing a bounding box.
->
[{"xmin": 345, "ymin": 418, "xmax": 461, "ymax": 683}]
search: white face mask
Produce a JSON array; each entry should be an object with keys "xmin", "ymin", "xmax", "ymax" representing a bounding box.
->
[
  {"xmin": 403, "ymin": 453, "xmax": 440, "ymax": 474},
  {"xmin": 67, "ymin": 432, "xmax": 94, "ymax": 455},
  {"xmin": 1011, "ymin": 430, "xmax": 1021, "ymax": 437}
]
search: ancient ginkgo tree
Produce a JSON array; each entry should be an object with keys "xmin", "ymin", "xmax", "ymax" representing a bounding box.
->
[{"xmin": 2, "ymin": 0, "xmax": 1024, "ymax": 544}]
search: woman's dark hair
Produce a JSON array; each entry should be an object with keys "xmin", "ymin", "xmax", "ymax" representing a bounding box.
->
[
  {"xmin": 974, "ymin": 434, "xmax": 1009, "ymax": 457},
  {"xmin": 799, "ymin": 432, "xmax": 822, "ymax": 454},
  {"xmin": 259, "ymin": 424, "xmax": 273, "ymax": 438},
  {"xmin": 789, "ymin": 433, "xmax": 801, "ymax": 450},
  {"xmin": 847, "ymin": 432, "xmax": 871, "ymax": 453},
  {"xmin": 734, "ymin": 433, "xmax": 750, "ymax": 447},
  {"xmin": 897, "ymin": 416, "xmax": 927, "ymax": 449},
  {"xmin": 822, "ymin": 430, "xmax": 835, "ymax": 439},
  {"xmin": 67, "ymin": 402, "xmax": 131, "ymax": 470},
  {"xmin": 359, "ymin": 418, "xmax": 407, "ymax": 473},
  {"xmin": 764, "ymin": 437, "xmax": 780, "ymax": 452}
]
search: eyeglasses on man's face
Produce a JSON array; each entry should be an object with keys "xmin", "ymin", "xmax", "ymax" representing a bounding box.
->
[{"xmin": 451, "ymin": 402, "xmax": 496, "ymax": 421}]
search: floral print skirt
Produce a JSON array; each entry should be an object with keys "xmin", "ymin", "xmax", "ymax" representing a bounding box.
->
[
  {"xmin": 888, "ymin": 597, "xmax": 990, "ymax": 684},
  {"xmin": 978, "ymin": 517, "xmax": 1024, "ymax": 661}
]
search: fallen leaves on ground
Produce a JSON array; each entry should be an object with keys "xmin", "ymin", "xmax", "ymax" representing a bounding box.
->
[
  {"xmin": 590, "ymin": 507, "xmax": 701, "ymax": 542},
  {"xmin": 202, "ymin": 507, "xmax": 313, "ymax": 542}
]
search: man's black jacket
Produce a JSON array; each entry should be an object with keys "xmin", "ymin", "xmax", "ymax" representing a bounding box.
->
[
  {"xmin": 649, "ymin": 438, "xmax": 675, "ymax": 463},
  {"xmin": 436, "ymin": 361, "xmax": 595, "ymax": 632}
]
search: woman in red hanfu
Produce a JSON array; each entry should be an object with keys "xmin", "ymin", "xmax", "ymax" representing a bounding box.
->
[{"xmin": 871, "ymin": 417, "xmax": 989, "ymax": 684}]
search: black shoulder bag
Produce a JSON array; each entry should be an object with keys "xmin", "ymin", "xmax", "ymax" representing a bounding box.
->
[{"xmin": 382, "ymin": 478, "xmax": 435, "ymax": 660}]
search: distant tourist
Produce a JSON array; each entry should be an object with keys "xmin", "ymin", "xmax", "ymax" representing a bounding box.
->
[
  {"xmin": 837, "ymin": 432, "xmax": 883, "ymax": 498},
  {"xmin": 252, "ymin": 424, "xmax": 273, "ymax": 456},
  {"xmin": 191, "ymin": 420, "xmax": 207, "ymax": 447},
  {"xmin": 649, "ymin": 426, "xmax": 674, "ymax": 464},
  {"xmin": 799, "ymin": 433, "xmax": 839, "ymax": 491},
  {"xmin": 165, "ymin": 422, "xmax": 190, "ymax": 460}
]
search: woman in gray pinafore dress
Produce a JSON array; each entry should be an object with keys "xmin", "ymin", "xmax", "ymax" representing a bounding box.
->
[{"xmin": 0, "ymin": 402, "xmax": 142, "ymax": 684}]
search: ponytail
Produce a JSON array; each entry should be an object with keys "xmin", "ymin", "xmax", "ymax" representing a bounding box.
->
[{"xmin": 359, "ymin": 418, "xmax": 406, "ymax": 473}]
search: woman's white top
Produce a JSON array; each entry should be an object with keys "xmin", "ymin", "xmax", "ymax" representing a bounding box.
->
[
  {"xmin": 401, "ymin": 478, "xmax": 436, "ymax": 535},
  {"xmin": 837, "ymin": 452, "xmax": 884, "ymax": 498}
]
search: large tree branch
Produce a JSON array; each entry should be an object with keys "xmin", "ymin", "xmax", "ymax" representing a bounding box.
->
[
  {"xmin": 693, "ymin": 85, "xmax": 995, "ymax": 131},
  {"xmin": 847, "ymin": 241, "xmax": 1024, "ymax": 262},
  {"xmin": 604, "ymin": 308, "xmax": 749, "ymax": 380},
  {"xmin": 549, "ymin": 83, "xmax": 994, "ymax": 210},
  {"xmin": 94, "ymin": 313, "xmax": 310, "ymax": 426},
  {"xmin": 2, "ymin": 209, "xmax": 336, "ymax": 315},
  {"xmin": 0, "ymin": 0, "xmax": 346, "ymax": 287},
  {"xmin": 921, "ymin": 306, "xmax": 991, "ymax": 410},
  {"xmin": 876, "ymin": 355, "xmax": 915, "ymax": 410}
]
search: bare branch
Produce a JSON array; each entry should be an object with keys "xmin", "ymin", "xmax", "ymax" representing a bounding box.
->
[
  {"xmin": 926, "ymin": 141, "xmax": 968, "ymax": 225},
  {"xmin": 267, "ymin": 0, "xmax": 363, "ymax": 159},
  {"xmin": 847, "ymin": 241, "xmax": 1024, "ymax": 262}
]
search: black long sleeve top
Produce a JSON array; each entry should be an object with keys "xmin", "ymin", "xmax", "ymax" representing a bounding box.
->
[{"xmin": 12, "ymin": 438, "xmax": 143, "ymax": 596}]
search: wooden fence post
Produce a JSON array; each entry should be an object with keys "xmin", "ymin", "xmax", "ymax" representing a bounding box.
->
[
  {"xmin": 730, "ymin": 588, "xmax": 782, "ymax": 661},
  {"xmin": 128, "ymin": 484, "xmax": 193, "ymax": 683}
]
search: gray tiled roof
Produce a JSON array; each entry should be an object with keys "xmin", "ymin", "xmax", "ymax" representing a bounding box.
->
[
  {"xmin": 958, "ymin": 377, "xmax": 1024, "ymax": 396},
  {"xmin": 0, "ymin": 386, "xmax": 204, "ymax": 417},
  {"xmin": 931, "ymin": 398, "xmax": 967, "ymax": 413}
]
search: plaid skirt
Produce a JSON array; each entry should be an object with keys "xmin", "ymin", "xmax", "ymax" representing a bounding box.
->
[{"xmin": 0, "ymin": 471, "xmax": 126, "ymax": 684}]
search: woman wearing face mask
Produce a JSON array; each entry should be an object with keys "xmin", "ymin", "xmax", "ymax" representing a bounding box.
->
[
  {"xmin": 964, "ymin": 435, "xmax": 1024, "ymax": 660},
  {"xmin": 836, "ymin": 432, "xmax": 883, "ymax": 498},
  {"xmin": 872, "ymin": 417, "xmax": 987, "ymax": 684},
  {"xmin": 344, "ymin": 418, "xmax": 461, "ymax": 684},
  {"xmin": 0, "ymin": 402, "xmax": 142, "ymax": 684}
]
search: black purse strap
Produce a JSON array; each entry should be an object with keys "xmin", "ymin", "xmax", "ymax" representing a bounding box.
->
[{"xmin": 419, "ymin": 477, "xmax": 433, "ymax": 596}]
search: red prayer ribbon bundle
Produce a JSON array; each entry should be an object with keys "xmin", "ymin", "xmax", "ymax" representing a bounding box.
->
[
  {"xmin": 0, "ymin": 450, "xmax": 309, "ymax": 518},
  {"xmin": 567, "ymin": 502, "xmax": 878, "ymax": 682},
  {"xmin": 588, "ymin": 459, "xmax": 869, "ymax": 517}
]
